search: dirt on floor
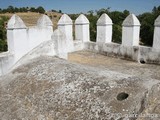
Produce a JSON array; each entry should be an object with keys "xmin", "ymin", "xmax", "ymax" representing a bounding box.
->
[
  {"xmin": 68, "ymin": 50, "xmax": 160, "ymax": 80},
  {"xmin": 0, "ymin": 52, "xmax": 160, "ymax": 120}
]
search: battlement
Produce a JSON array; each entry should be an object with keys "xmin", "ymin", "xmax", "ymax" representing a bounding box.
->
[{"xmin": 0, "ymin": 13, "xmax": 160, "ymax": 76}]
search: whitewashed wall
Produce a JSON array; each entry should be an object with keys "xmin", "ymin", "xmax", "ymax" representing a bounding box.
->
[
  {"xmin": 75, "ymin": 14, "xmax": 90, "ymax": 42},
  {"xmin": 58, "ymin": 14, "xmax": 74, "ymax": 52},
  {"xmin": 153, "ymin": 15, "xmax": 160, "ymax": 51},
  {"xmin": 122, "ymin": 14, "xmax": 140, "ymax": 46},
  {"xmin": 88, "ymin": 14, "xmax": 160, "ymax": 64},
  {"xmin": 0, "ymin": 14, "xmax": 53, "ymax": 76},
  {"xmin": 27, "ymin": 26, "xmax": 53, "ymax": 51},
  {"xmin": 96, "ymin": 13, "xmax": 112, "ymax": 43},
  {"xmin": 1, "ymin": 13, "xmax": 160, "ymax": 76}
]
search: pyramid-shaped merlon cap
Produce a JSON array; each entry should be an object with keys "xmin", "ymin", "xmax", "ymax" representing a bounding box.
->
[
  {"xmin": 37, "ymin": 14, "xmax": 53, "ymax": 27},
  {"xmin": 75, "ymin": 14, "xmax": 89, "ymax": 25},
  {"xmin": 7, "ymin": 14, "xmax": 26, "ymax": 29},
  {"xmin": 97, "ymin": 13, "xmax": 112, "ymax": 25},
  {"xmin": 154, "ymin": 15, "xmax": 160, "ymax": 26},
  {"xmin": 122, "ymin": 14, "xmax": 140, "ymax": 26},
  {"xmin": 58, "ymin": 14, "xmax": 72, "ymax": 25}
]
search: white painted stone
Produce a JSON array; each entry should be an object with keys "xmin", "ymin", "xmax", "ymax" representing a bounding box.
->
[
  {"xmin": 75, "ymin": 14, "xmax": 89, "ymax": 24},
  {"xmin": 96, "ymin": 13, "xmax": 112, "ymax": 43},
  {"xmin": 58, "ymin": 14, "xmax": 74, "ymax": 52},
  {"xmin": 27, "ymin": 26, "xmax": 53, "ymax": 51},
  {"xmin": 0, "ymin": 14, "xmax": 54, "ymax": 76},
  {"xmin": 37, "ymin": 14, "xmax": 53, "ymax": 27},
  {"xmin": 153, "ymin": 15, "xmax": 160, "ymax": 51},
  {"xmin": 97, "ymin": 13, "xmax": 112, "ymax": 26},
  {"xmin": 7, "ymin": 29, "xmax": 28, "ymax": 61},
  {"xmin": 7, "ymin": 14, "xmax": 53, "ymax": 61},
  {"xmin": 75, "ymin": 14, "xmax": 90, "ymax": 42},
  {"xmin": 122, "ymin": 14, "xmax": 140, "ymax": 26},
  {"xmin": 74, "ymin": 40, "xmax": 85, "ymax": 51},
  {"xmin": 52, "ymin": 29, "xmax": 68, "ymax": 59},
  {"xmin": 122, "ymin": 14, "xmax": 140, "ymax": 46},
  {"xmin": 7, "ymin": 14, "xmax": 27, "ymax": 29},
  {"xmin": 7, "ymin": 14, "xmax": 28, "ymax": 61},
  {"xmin": 0, "ymin": 52, "xmax": 14, "ymax": 76}
]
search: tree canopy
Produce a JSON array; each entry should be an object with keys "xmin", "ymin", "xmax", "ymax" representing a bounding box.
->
[
  {"xmin": 0, "ymin": 6, "xmax": 46, "ymax": 14},
  {"xmin": 0, "ymin": 16, "xmax": 8, "ymax": 52},
  {"xmin": 138, "ymin": 6, "xmax": 160, "ymax": 46}
]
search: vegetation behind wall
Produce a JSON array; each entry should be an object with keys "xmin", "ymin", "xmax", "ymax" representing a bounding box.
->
[
  {"xmin": 70, "ymin": 6, "xmax": 160, "ymax": 46},
  {"xmin": 0, "ymin": 16, "xmax": 8, "ymax": 52}
]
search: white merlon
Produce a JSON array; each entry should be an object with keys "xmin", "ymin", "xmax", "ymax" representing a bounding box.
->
[
  {"xmin": 7, "ymin": 14, "xmax": 28, "ymax": 60},
  {"xmin": 96, "ymin": 13, "xmax": 112, "ymax": 43},
  {"xmin": 1, "ymin": 14, "xmax": 54, "ymax": 76},
  {"xmin": 58, "ymin": 14, "xmax": 73, "ymax": 25},
  {"xmin": 58, "ymin": 14, "xmax": 74, "ymax": 52},
  {"xmin": 153, "ymin": 15, "xmax": 160, "ymax": 51},
  {"xmin": 122, "ymin": 14, "xmax": 141, "ymax": 46},
  {"xmin": 75, "ymin": 14, "xmax": 90, "ymax": 42},
  {"xmin": 122, "ymin": 14, "xmax": 140, "ymax": 26},
  {"xmin": 75, "ymin": 14, "xmax": 89, "ymax": 25},
  {"xmin": 97, "ymin": 13, "xmax": 112, "ymax": 26},
  {"xmin": 7, "ymin": 14, "xmax": 27, "ymax": 29},
  {"xmin": 52, "ymin": 29, "xmax": 68, "ymax": 59},
  {"xmin": 154, "ymin": 15, "xmax": 160, "ymax": 26},
  {"xmin": 37, "ymin": 14, "xmax": 53, "ymax": 27}
]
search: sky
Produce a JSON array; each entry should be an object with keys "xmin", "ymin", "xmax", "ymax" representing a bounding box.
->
[{"xmin": 0, "ymin": 0, "xmax": 160, "ymax": 15}]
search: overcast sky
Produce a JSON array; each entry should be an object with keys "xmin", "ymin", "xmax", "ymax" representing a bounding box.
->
[{"xmin": 0, "ymin": 0, "xmax": 160, "ymax": 15}]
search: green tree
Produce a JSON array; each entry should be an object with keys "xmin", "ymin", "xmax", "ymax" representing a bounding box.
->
[
  {"xmin": 7, "ymin": 6, "xmax": 14, "ymax": 13},
  {"xmin": 0, "ymin": 16, "xmax": 8, "ymax": 52},
  {"xmin": 96, "ymin": 8, "xmax": 110, "ymax": 17},
  {"xmin": 109, "ymin": 11, "xmax": 129, "ymax": 43},
  {"xmin": 87, "ymin": 10, "xmax": 94, "ymax": 16},
  {"xmin": 59, "ymin": 10, "xmax": 62, "ymax": 13},
  {"xmin": 36, "ymin": 6, "xmax": 45, "ymax": 13},
  {"xmin": 86, "ymin": 12, "xmax": 98, "ymax": 42},
  {"xmin": 14, "ymin": 7, "xmax": 19, "ymax": 13},
  {"xmin": 138, "ymin": 13, "xmax": 155, "ymax": 46},
  {"xmin": 69, "ymin": 14, "xmax": 79, "ymax": 20},
  {"xmin": 138, "ymin": 6, "xmax": 160, "ymax": 46},
  {"xmin": 51, "ymin": 9, "xmax": 57, "ymax": 12},
  {"xmin": 30, "ymin": 7, "xmax": 36, "ymax": 12}
]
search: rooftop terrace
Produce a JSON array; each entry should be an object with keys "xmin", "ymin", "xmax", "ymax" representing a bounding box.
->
[
  {"xmin": 69, "ymin": 50, "xmax": 160, "ymax": 80},
  {"xmin": 0, "ymin": 51, "xmax": 160, "ymax": 120},
  {"xmin": 0, "ymin": 13, "xmax": 160, "ymax": 119}
]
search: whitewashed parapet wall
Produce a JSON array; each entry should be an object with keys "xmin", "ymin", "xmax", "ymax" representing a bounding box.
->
[
  {"xmin": 7, "ymin": 14, "xmax": 53, "ymax": 61},
  {"xmin": 52, "ymin": 29, "xmax": 68, "ymax": 59},
  {"xmin": 138, "ymin": 15, "xmax": 160, "ymax": 63},
  {"xmin": 58, "ymin": 14, "xmax": 74, "ymax": 52},
  {"xmin": 11, "ymin": 28, "xmax": 68, "ymax": 69},
  {"xmin": 153, "ymin": 15, "xmax": 160, "ymax": 51},
  {"xmin": 75, "ymin": 14, "xmax": 90, "ymax": 42},
  {"xmin": 1, "ymin": 13, "xmax": 160, "ymax": 76},
  {"xmin": 0, "ymin": 14, "xmax": 53, "ymax": 76},
  {"xmin": 122, "ymin": 14, "xmax": 140, "ymax": 46},
  {"xmin": 28, "ymin": 15, "xmax": 53, "ymax": 51},
  {"xmin": 86, "ymin": 14, "xmax": 160, "ymax": 64},
  {"xmin": 96, "ymin": 13, "xmax": 112, "ymax": 43}
]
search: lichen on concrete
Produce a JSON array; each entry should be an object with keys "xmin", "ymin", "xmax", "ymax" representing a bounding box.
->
[{"xmin": 0, "ymin": 53, "xmax": 160, "ymax": 120}]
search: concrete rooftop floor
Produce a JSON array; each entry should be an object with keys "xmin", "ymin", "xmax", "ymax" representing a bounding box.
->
[
  {"xmin": 68, "ymin": 50, "xmax": 160, "ymax": 80},
  {"xmin": 0, "ymin": 50, "xmax": 160, "ymax": 119}
]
